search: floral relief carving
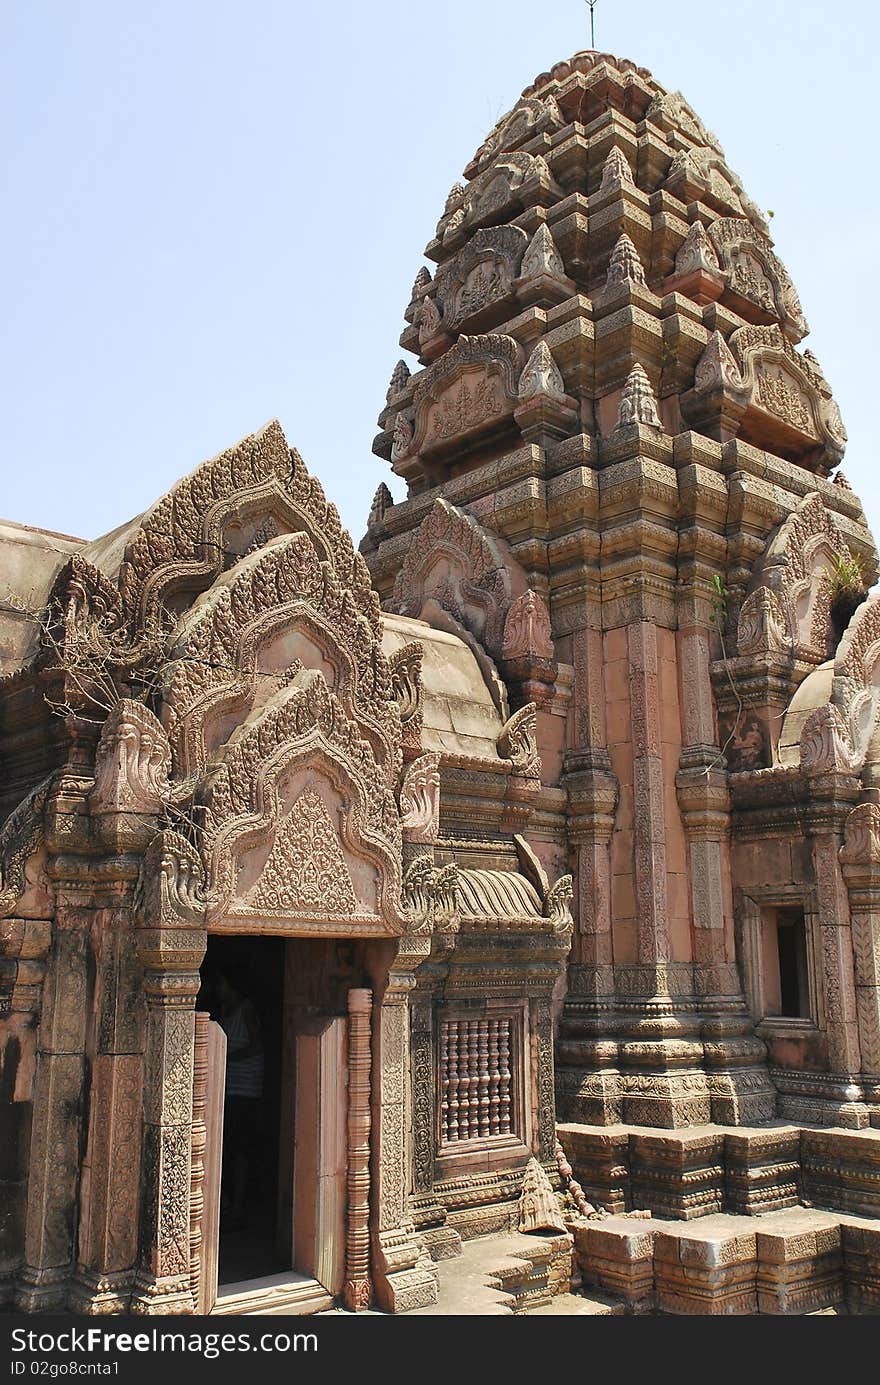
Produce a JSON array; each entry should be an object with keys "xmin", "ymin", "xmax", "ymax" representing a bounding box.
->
[{"xmin": 247, "ymin": 789, "xmax": 357, "ymax": 916}]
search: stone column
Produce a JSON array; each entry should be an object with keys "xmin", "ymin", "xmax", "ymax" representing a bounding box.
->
[
  {"xmin": 627, "ymin": 622, "xmax": 670, "ymax": 964},
  {"xmin": 72, "ymin": 899, "xmax": 146, "ymax": 1313},
  {"xmin": 367, "ymin": 932, "xmax": 438, "ymax": 1314},
  {"xmin": 130, "ymin": 831, "xmax": 207, "ymax": 1315},
  {"xmin": 812, "ymin": 827, "xmax": 862, "ymax": 1081},
  {"xmin": 17, "ymin": 905, "xmax": 92, "ymax": 1311},
  {"xmin": 840, "ymin": 804, "xmax": 880, "ymax": 1088},
  {"xmin": 0, "ymin": 917, "xmax": 50, "ymax": 1305},
  {"xmin": 344, "ymin": 988, "xmax": 372, "ymax": 1312}
]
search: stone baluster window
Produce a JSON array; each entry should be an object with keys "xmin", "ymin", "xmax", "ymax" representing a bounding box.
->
[{"xmin": 439, "ymin": 1016, "xmax": 514, "ymax": 1144}]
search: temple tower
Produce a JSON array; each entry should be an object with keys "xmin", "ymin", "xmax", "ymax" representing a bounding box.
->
[{"xmin": 362, "ymin": 51, "xmax": 878, "ymax": 1130}]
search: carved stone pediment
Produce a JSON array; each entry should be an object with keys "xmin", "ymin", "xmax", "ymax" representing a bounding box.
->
[
  {"xmin": 709, "ymin": 217, "xmax": 807, "ymax": 340},
  {"xmin": 740, "ymin": 493, "xmax": 854, "ymax": 660},
  {"xmin": 729, "ymin": 325, "xmax": 845, "ymax": 464},
  {"xmin": 465, "ymin": 95, "xmax": 565, "ymax": 178},
  {"xmin": 200, "ymin": 672, "xmax": 404, "ymax": 933},
  {"xmin": 0, "ymin": 777, "xmax": 51, "ymax": 920},
  {"xmin": 438, "ymin": 152, "xmax": 559, "ymax": 245},
  {"xmin": 391, "ymin": 498, "xmax": 521, "ymax": 659},
  {"xmin": 434, "ymin": 227, "xmax": 528, "ymax": 330},
  {"xmin": 836, "ymin": 596, "xmax": 880, "ymax": 688},
  {"xmin": 411, "ymin": 334, "xmax": 522, "ymax": 457},
  {"xmin": 164, "ymin": 528, "xmax": 398, "ymax": 783},
  {"xmin": 119, "ymin": 419, "xmax": 375, "ymax": 633}
]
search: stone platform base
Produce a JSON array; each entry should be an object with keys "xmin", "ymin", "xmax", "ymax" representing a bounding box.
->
[
  {"xmin": 558, "ymin": 1120, "xmax": 880, "ymax": 1220},
  {"xmin": 574, "ymin": 1207, "xmax": 877, "ymax": 1315}
]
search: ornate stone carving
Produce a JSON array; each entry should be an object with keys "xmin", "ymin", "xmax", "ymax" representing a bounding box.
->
[
  {"xmin": 518, "ymin": 341, "xmax": 565, "ymax": 400},
  {"xmin": 0, "ymin": 778, "xmax": 50, "ymax": 919},
  {"xmin": 134, "ymin": 830, "xmax": 207, "ymax": 931},
  {"xmin": 598, "ymin": 146, "xmax": 634, "ymax": 193},
  {"xmin": 90, "ymin": 700, "xmax": 172, "ymax": 818},
  {"xmin": 391, "ymin": 496, "xmax": 517, "ymax": 657},
  {"xmin": 344, "ymin": 988, "xmax": 373, "ymax": 1312},
  {"xmin": 498, "ymin": 703, "xmax": 540, "ymax": 777},
  {"xmin": 615, "ymin": 363, "xmax": 662, "ymax": 429},
  {"xmin": 606, "ymin": 232, "xmax": 647, "ymax": 288},
  {"xmin": 119, "ymin": 420, "xmax": 376, "ymax": 637},
  {"xmin": 502, "ymin": 589, "xmax": 555, "ymax": 660},
  {"xmin": 410, "ymin": 334, "xmax": 522, "ymax": 455},
  {"xmin": 799, "ymin": 692, "xmax": 878, "ymax": 777},
  {"xmin": 386, "ymin": 360, "xmax": 411, "ymax": 403},
  {"xmin": 675, "ymin": 221, "xmax": 720, "ymax": 276},
  {"xmin": 399, "ymin": 754, "xmax": 440, "ymax": 844},
  {"xmin": 709, "ymin": 217, "xmax": 807, "ymax": 338},
  {"xmin": 518, "ymin": 1157, "xmax": 566, "ymax": 1233},
  {"xmin": 434, "ymin": 227, "xmax": 527, "ymax": 328},
  {"xmin": 745, "ymin": 492, "xmax": 854, "ymax": 658},
  {"xmin": 390, "ymin": 411, "xmax": 414, "ymax": 462},
  {"xmin": 440, "ymin": 1016, "xmax": 514, "ymax": 1142},
  {"xmin": 402, "ymin": 858, "xmax": 460, "ymax": 935},
  {"xmin": 367, "ymin": 482, "xmax": 393, "ymax": 533},
  {"xmin": 203, "ymin": 673, "xmax": 402, "ymax": 926},
  {"xmin": 520, "ymin": 223, "xmax": 566, "ymax": 281},
  {"xmin": 247, "ymin": 789, "xmax": 357, "ymax": 916},
  {"xmin": 388, "ymin": 641, "xmax": 423, "ymax": 746},
  {"xmin": 841, "ymin": 803, "xmax": 880, "ymax": 865},
  {"xmin": 836, "ymin": 595, "xmax": 880, "ymax": 687},
  {"xmin": 694, "ymin": 330, "xmax": 745, "ymax": 394},
  {"xmin": 736, "ymin": 586, "xmax": 791, "ymax": 656},
  {"xmin": 466, "ymin": 94, "xmax": 565, "ymax": 177},
  {"xmin": 164, "ymin": 527, "xmax": 398, "ymax": 786},
  {"xmin": 418, "ymin": 295, "xmax": 443, "ymax": 348},
  {"xmin": 544, "ymin": 874, "xmax": 574, "ymax": 933}
]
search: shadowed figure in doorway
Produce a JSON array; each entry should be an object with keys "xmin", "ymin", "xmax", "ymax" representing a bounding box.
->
[{"xmin": 214, "ymin": 966, "xmax": 266, "ymax": 1231}]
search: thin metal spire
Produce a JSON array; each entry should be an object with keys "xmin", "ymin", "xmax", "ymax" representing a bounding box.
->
[{"xmin": 585, "ymin": 0, "xmax": 598, "ymax": 48}]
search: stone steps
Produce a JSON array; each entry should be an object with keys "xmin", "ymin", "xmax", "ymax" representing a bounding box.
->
[
  {"xmin": 408, "ymin": 1230, "xmax": 574, "ymax": 1316},
  {"xmin": 574, "ymin": 1206, "xmax": 880, "ymax": 1314}
]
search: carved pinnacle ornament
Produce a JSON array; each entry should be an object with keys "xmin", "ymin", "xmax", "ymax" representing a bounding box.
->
[
  {"xmin": 606, "ymin": 232, "xmax": 647, "ymax": 288},
  {"xmin": 411, "ymin": 266, "xmax": 432, "ymax": 301},
  {"xmin": 615, "ymin": 362, "xmax": 662, "ymax": 429},
  {"xmin": 386, "ymin": 359, "xmax": 411, "ymax": 403},
  {"xmin": 520, "ymin": 223, "xmax": 566, "ymax": 281},
  {"xmin": 518, "ymin": 341, "xmax": 565, "ymax": 400},
  {"xmin": 367, "ymin": 482, "xmax": 393, "ymax": 532},
  {"xmin": 598, "ymin": 146, "xmax": 634, "ymax": 193},
  {"xmin": 518, "ymin": 1157, "xmax": 567, "ymax": 1234},
  {"xmin": 675, "ymin": 220, "xmax": 720, "ymax": 276}
]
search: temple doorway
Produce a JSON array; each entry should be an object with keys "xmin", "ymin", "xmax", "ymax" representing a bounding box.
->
[{"xmin": 197, "ymin": 934, "xmax": 361, "ymax": 1313}]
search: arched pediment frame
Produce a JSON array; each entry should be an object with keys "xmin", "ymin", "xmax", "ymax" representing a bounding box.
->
[
  {"xmin": 163, "ymin": 531, "xmax": 399, "ymax": 781},
  {"xmin": 117, "ymin": 419, "xmax": 378, "ymax": 635},
  {"xmin": 390, "ymin": 498, "xmax": 528, "ymax": 660},
  {"xmin": 729, "ymin": 326, "xmax": 846, "ymax": 467},
  {"xmin": 737, "ymin": 493, "xmax": 855, "ymax": 661},
  {"xmin": 836, "ymin": 595, "xmax": 880, "ymax": 689},
  {"xmin": 200, "ymin": 674, "xmax": 404, "ymax": 934}
]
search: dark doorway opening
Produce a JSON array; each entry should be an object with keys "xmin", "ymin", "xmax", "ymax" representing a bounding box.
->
[
  {"xmin": 199, "ymin": 934, "xmax": 285, "ymax": 1286},
  {"xmin": 775, "ymin": 908, "xmax": 810, "ymax": 1019}
]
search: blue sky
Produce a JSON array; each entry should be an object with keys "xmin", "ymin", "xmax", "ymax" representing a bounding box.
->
[{"xmin": 3, "ymin": 0, "xmax": 878, "ymax": 553}]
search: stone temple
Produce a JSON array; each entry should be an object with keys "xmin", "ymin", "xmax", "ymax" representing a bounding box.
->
[{"xmin": 3, "ymin": 49, "xmax": 880, "ymax": 1317}]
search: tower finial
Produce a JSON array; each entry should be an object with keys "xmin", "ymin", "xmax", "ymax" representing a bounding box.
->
[{"xmin": 585, "ymin": 0, "xmax": 598, "ymax": 48}]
